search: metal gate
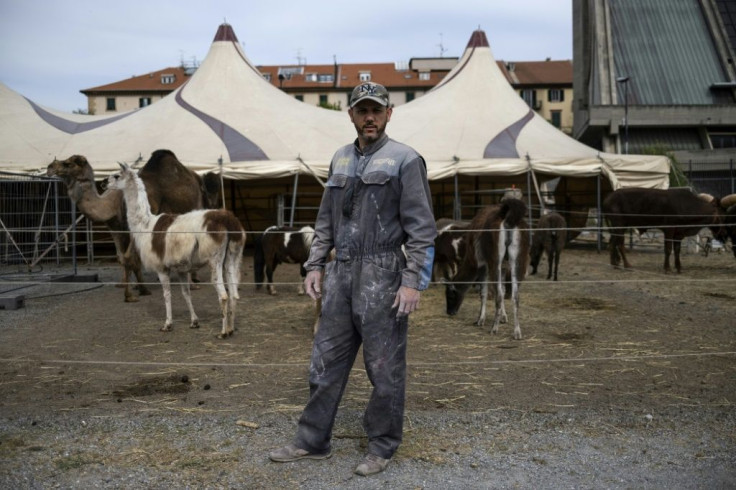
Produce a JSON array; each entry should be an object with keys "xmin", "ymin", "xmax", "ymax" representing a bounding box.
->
[{"xmin": 0, "ymin": 171, "xmax": 88, "ymax": 273}]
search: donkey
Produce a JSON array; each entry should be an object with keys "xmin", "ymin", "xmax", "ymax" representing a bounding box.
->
[
  {"xmin": 253, "ymin": 225, "xmax": 314, "ymax": 295},
  {"xmin": 107, "ymin": 163, "xmax": 245, "ymax": 338},
  {"xmin": 530, "ymin": 212, "xmax": 567, "ymax": 281},
  {"xmin": 445, "ymin": 199, "xmax": 530, "ymax": 339}
]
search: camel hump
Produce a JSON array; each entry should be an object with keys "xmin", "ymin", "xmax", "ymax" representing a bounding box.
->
[{"xmin": 139, "ymin": 149, "xmax": 178, "ymax": 175}]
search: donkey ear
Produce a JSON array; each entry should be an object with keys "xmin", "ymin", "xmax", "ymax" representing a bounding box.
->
[{"xmin": 117, "ymin": 162, "xmax": 127, "ymax": 171}]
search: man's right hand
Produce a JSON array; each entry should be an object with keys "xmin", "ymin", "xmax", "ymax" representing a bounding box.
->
[{"xmin": 304, "ymin": 269, "xmax": 324, "ymax": 300}]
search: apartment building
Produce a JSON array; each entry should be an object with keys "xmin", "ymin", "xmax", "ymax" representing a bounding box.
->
[{"xmin": 80, "ymin": 57, "xmax": 574, "ymax": 133}]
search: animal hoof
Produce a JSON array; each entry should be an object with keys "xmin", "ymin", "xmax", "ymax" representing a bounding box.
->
[
  {"xmin": 190, "ymin": 321, "xmax": 200, "ymax": 329},
  {"xmin": 160, "ymin": 325, "xmax": 173, "ymax": 332},
  {"xmin": 217, "ymin": 331, "xmax": 233, "ymax": 339},
  {"xmin": 125, "ymin": 296, "xmax": 139, "ymax": 303}
]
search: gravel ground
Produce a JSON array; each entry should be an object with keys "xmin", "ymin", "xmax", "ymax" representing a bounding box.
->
[{"xmin": 1, "ymin": 244, "xmax": 735, "ymax": 489}]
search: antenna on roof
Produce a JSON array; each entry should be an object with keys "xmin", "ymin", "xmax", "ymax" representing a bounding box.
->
[{"xmin": 437, "ymin": 32, "xmax": 447, "ymax": 58}]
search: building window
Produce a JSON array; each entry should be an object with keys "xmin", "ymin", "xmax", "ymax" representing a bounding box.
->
[
  {"xmin": 278, "ymin": 66, "xmax": 304, "ymax": 78},
  {"xmin": 521, "ymin": 89, "xmax": 537, "ymax": 109},
  {"xmin": 139, "ymin": 97, "xmax": 152, "ymax": 108},
  {"xmin": 550, "ymin": 110, "xmax": 562, "ymax": 128},
  {"xmin": 406, "ymin": 92, "xmax": 416, "ymax": 103},
  {"xmin": 418, "ymin": 72, "xmax": 430, "ymax": 81},
  {"xmin": 319, "ymin": 94, "xmax": 328, "ymax": 105},
  {"xmin": 161, "ymin": 74, "xmax": 176, "ymax": 84},
  {"xmin": 548, "ymin": 89, "xmax": 565, "ymax": 103},
  {"xmin": 106, "ymin": 98, "xmax": 116, "ymax": 111},
  {"xmin": 359, "ymin": 72, "xmax": 371, "ymax": 82},
  {"xmin": 709, "ymin": 132, "xmax": 736, "ymax": 148},
  {"xmin": 262, "ymin": 73, "xmax": 272, "ymax": 82},
  {"xmin": 305, "ymin": 73, "xmax": 318, "ymax": 82},
  {"xmin": 295, "ymin": 95, "xmax": 304, "ymax": 102},
  {"xmin": 318, "ymin": 74, "xmax": 334, "ymax": 83}
]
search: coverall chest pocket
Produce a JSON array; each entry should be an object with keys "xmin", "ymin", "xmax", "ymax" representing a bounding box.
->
[{"xmin": 360, "ymin": 171, "xmax": 395, "ymax": 211}]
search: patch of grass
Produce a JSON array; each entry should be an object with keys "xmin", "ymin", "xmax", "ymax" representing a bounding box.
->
[
  {"xmin": 54, "ymin": 452, "xmax": 103, "ymax": 471},
  {"xmin": 0, "ymin": 436, "xmax": 27, "ymax": 456}
]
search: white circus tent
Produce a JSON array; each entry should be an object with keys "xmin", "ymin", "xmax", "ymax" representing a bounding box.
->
[{"xmin": 0, "ymin": 24, "xmax": 669, "ymax": 193}]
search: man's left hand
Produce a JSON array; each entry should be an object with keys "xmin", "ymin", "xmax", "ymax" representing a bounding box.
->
[{"xmin": 392, "ymin": 286, "xmax": 420, "ymax": 317}]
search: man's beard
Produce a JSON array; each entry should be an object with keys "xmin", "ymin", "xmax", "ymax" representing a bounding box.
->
[{"xmin": 356, "ymin": 123, "xmax": 384, "ymax": 143}]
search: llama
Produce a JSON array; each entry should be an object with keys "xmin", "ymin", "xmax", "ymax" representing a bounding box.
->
[
  {"xmin": 253, "ymin": 225, "xmax": 314, "ymax": 295},
  {"xmin": 433, "ymin": 218, "xmax": 469, "ymax": 282},
  {"xmin": 47, "ymin": 150, "xmax": 221, "ymax": 302},
  {"xmin": 530, "ymin": 212, "xmax": 567, "ymax": 281},
  {"xmin": 107, "ymin": 163, "xmax": 245, "ymax": 338},
  {"xmin": 444, "ymin": 199, "xmax": 530, "ymax": 339}
]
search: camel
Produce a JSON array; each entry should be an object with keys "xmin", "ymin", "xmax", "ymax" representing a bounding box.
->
[{"xmin": 47, "ymin": 149, "xmax": 221, "ymax": 302}]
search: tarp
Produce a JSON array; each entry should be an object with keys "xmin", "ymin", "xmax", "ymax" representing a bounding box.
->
[{"xmin": 0, "ymin": 24, "xmax": 670, "ymax": 189}]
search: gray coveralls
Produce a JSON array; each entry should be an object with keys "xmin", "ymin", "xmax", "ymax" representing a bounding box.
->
[{"xmin": 295, "ymin": 133, "xmax": 436, "ymax": 460}]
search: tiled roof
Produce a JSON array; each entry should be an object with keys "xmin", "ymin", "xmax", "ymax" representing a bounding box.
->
[
  {"xmin": 498, "ymin": 60, "xmax": 573, "ymax": 86},
  {"xmin": 80, "ymin": 66, "xmax": 190, "ymax": 94},
  {"xmin": 79, "ymin": 59, "xmax": 572, "ymax": 96},
  {"xmin": 256, "ymin": 62, "xmax": 447, "ymax": 91}
]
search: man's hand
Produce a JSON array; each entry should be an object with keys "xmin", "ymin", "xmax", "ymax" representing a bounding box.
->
[
  {"xmin": 392, "ymin": 286, "xmax": 420, "ymax": 317},
  {"xmin": 304, "ymin": 269, "xmax": 324, "ymax": 300}
]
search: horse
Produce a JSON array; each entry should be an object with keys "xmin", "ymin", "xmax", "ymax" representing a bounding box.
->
[
  {"xmin": 529, "ymin": 212, "xmax": 567, "ymax": 281},
  {"xmin": 107, "ymin": 163, "xmax": 245, "ymax": 338},
  {"xmin": 444, "ymin": 199, "xmax": 530, "ymax": 339},
  {"xmin": 253, "ymin": 225, "xmax": 314, "ymax": 295}
]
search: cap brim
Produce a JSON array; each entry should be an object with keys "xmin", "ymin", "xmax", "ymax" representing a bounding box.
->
[{"xmin": 349, "ymin": 95, "xmax": 389, "ymax": 108}]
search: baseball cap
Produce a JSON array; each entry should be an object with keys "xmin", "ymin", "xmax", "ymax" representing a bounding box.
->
[{"xmin": 349, "ymin": 82, "xmax": 389, "ymax": 108}]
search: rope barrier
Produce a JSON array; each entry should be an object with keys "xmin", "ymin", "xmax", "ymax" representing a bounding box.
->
[{"xmin": 0, "ymin": 351, "xmax": 733, "ymax": 369}]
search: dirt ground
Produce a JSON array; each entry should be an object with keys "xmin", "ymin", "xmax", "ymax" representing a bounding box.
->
[{"xmin": 0, "ymin": 238, "xmax": 735, "ymax": 488}]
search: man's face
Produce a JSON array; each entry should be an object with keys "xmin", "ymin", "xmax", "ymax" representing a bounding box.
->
[{"xmin": 349, "ymin": 100, "xmax": 392, "ymax": 145}]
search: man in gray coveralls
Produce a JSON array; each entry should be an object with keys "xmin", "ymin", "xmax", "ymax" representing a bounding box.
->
[{"xmin": 269, "ymin": 81, "xmax": 437, "ymax": 476}]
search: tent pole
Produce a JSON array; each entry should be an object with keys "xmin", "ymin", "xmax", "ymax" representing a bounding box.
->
[
  {"xmin": 218, "ymin": 156, "xmax": 226, "ymax": 210},
  {"xmin": 453, "ymin": 174, "xmax": 460, "ymax": 221},
  {"xmin": 290, "ymin": 173, "xmax": 299, "ymax": 227},
  {"xmin": 298, "ymin": 157, "xmax": 326, "ymax": 188},
  {"xmin": 597, "ymin": 174, "xmax": 602, "ymax": 252},
  {"xmin": 526, "ymin": 155, "xmax": 545, "ymax": 219}
]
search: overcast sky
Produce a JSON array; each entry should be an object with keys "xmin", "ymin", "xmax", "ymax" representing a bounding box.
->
[{"xmin": 0, "ymin": 0, "xmax": 572, "ymax": 113}]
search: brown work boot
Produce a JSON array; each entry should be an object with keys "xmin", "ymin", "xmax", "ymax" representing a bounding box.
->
[
  {"xmin": 269, "ymin": 443, "xmax": 332, "ymax": 462},
  {"xmin": 354, "ymin": 453, "xmax": 389, "ymax": 476}
]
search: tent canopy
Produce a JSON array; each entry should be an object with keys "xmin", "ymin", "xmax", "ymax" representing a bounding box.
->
[{"xmin": 0, "ymin": 24, "xmax": 669, "ymax": 190}]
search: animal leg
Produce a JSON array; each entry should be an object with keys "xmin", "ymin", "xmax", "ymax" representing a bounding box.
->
[
  {"xmin": 179, "ymin": 272, "xmax": 200, "ymax": 329},
  {"xmin": 507, "ymin": 231, "xmax": 523, "ymax": 340},
  {"xmin": 474, "ymin": 281, "xmax": 488, "ymax": 327},
  {"xmin": 158, "ymin": 272, "xmax": 174, "ymax": 332},
  {"xmin": 491, "ymin": 238, "xmax": 508, "ymax": 334},
  {"xmin": 619, "ymin": 237, "xmax": 632, "ymax": 268},
  {"xmin": 664, "ymin": 238, "xmax": 673, "ymax": 273},
  {"xmin": 266, "ymin": 265, "xmax": 277, "ymax": 295},
  {"xmin": 546, "ymin": 249, "xmax": 553, "ymax": 280},
  {"xmin": 510, "ymin": 266, "xmax": 522, "ymax": 340},
  {"xmin": 673, "ymin": 239, "xmax": 682, "ymax": 273},
  {"xmin": 121, "ymin": 265, "xmax": 138, "ymax": 303},
  {"xmin": 552, "ymin": 249, "xmax": 560, "ymax": 281}
]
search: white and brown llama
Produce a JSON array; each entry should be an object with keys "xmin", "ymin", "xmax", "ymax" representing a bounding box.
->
[
  {"xmin": 444, "ymin": 199, "xmax": 530, "ymax": 340},
  {"xmin": 107, "ymin": 163, "xmax": 245, "ymax": 338}
]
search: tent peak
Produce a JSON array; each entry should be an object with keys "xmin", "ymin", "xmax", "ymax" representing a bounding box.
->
[
  {"xmin": 466, "ymin": 29, "xmax": 489, "ymax": 49},
  {"xmin": 214, "ymin": 23, "xmax": 238, "ymax": 43}
]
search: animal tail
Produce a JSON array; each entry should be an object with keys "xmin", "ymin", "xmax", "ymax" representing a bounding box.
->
[
  {"xmin": 253, "ymin": 234, "xmax": 265, "ymax": 289},
  {"xmin": 499, "ymin": 198, "xmax": 527, "ymax": 229}
]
